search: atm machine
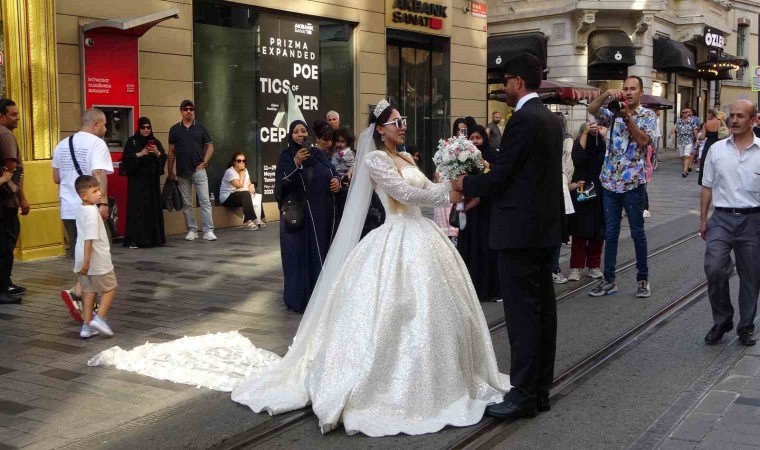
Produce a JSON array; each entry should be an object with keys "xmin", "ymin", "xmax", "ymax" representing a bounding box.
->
[{"xmin": 80, "ymin": 9, "xmax": 179, "ymax": 237}]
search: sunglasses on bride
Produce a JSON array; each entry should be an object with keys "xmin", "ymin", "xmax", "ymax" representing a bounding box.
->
[{"xmin": 382, "ymin": 117, "xmax": 407, "ymax": 129}]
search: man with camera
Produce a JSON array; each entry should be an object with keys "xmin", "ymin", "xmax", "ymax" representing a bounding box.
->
[{"xmin": 587, "ymin": 76, "xmax": 657, "ymax": 298}]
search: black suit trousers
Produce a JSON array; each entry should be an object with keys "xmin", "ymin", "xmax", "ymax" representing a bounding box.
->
[
  {"xmin": 498, "ymin": 247, "xmax": 557, "ymax": 407},
  {"xmin": 0, "ymin": 207, "xmax": 20, "ymax": 291}
]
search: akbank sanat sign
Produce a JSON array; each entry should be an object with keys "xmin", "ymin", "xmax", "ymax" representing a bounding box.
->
[{"xmin": 385, "ymin": 0, "xmax": 452, "ymax": 37}]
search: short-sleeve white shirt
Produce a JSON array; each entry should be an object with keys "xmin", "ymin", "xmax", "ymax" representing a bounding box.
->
[
  {"xmin": 701, "ymin": 135, "xmax": 760, "ymax": 208},
  {"xmin": 52, "ymin": 132, "xmax": 113, "ymax": 219},
  {"xmin": 219, "ymin": 167, "xmax": 251, "ymax": 203},
  {"xmin": 73, "ymin": 204, "xmax": 113, "ymax": 275}
]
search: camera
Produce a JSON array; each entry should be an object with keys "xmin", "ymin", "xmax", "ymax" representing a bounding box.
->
[
  {"xmin": 608, "ymin": 100, "xmax": 622, "ymax": 113},
  {"xmin": 84, "ymin": 38, "xmax": 95, "ymax": 47}
]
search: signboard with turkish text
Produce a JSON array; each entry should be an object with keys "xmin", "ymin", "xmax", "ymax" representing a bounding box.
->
[
  {"xmin": 82, "ymin": 31, "xmax": 140, "ymax": 120},
  {"xmin": 471, "ymin": 2, "xmax": 487, "ymax": 19},
  {"xmin": 752, "ymin": 66, "xmax": 760, "ymax": 92},
  {"xmin": 385, "ymin": 0, "xmax": 452, "ymax": 37},
  {"xmin": 258, "ymin": 13, "xmax": 321, "ymax": 202},
  {"xmin": 703, "ymin": 27, "xmax": 726, "ymax": 49}
]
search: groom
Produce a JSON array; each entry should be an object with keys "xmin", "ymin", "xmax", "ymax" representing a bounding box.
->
[{"xmin": 451, "ymin": 54, "xmax": 564, "ymax": 419}]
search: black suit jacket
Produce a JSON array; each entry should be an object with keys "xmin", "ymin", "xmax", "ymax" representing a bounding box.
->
[
  {"xmin": 754, "ymin": 127, "xmax": 760, "ymax": 139},
  {"xmin": 463, "ymin": 97, "xmax": 564, "ymax": 250}
]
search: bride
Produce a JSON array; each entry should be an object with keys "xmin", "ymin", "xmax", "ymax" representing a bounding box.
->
[{"xmin": 90, "ymin": 100, "xmax": 510, "ymax": 437}]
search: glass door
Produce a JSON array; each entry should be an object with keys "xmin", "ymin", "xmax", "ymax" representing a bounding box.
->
[{"xmin": 387, "ymin": 31, "xmax": 450, "ymax": 177}]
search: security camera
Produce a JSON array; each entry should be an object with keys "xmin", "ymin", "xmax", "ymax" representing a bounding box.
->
[
  {"xmin": 463, "ymin": 4, "xmax": 471, "ymax": 13},
  {"xmin": 84, "ymin": 38, "xmax": 95, "ymax": 47}
]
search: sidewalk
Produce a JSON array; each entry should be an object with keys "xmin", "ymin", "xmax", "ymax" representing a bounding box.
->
[{"xmin": 0, "ymin": 225, "xmax": 299, "ymax": 449}]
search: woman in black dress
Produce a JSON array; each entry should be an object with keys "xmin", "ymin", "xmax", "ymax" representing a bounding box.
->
[
  {"xmin": 456, "ymin": 125, "xmax": 500, "ymax": 302},
  {"xmin": 567, "ymin": 122, "xmax": 606, "ymax": 281},
  {"xmin": 698, "ymin": 108, "xmax": 721, "ymax": 186},
  {"xmin": 275, "ymin": 120, "xmax": 341, "ymax": 313},
  {"xmin": 121, "ymin": 117, "xmax": 167, "ymax": 248}
]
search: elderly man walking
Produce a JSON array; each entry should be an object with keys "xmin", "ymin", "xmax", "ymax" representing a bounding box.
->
[{"xmin": 701, "ymin": 100, "xmax": 760, "ymax": 347}]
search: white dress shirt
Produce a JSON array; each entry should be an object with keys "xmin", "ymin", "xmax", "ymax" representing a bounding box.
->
[
  {"xmin": 701, "ymin": 135, "xmax": 760, "ymax": 208},
  {"xmin": 515, "ymin": 92, "xmax": 540, "ymax": 112}
]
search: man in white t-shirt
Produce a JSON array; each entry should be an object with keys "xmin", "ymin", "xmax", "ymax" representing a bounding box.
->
[{"xmin": 52, "ymin": 108, "xmax": 113, "ymax": 322}]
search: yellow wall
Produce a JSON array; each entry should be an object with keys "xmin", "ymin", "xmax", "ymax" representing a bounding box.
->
[{"xmin": 4, "ymin": 0, "xmax": 488, "ymax": 259}]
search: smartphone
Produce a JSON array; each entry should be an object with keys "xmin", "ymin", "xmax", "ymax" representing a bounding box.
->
[
  {"xmin": 148, "ymin": 139, "xmax": 155, "ymax": 147},
  {"xmin": 302, "ymin": 136, "xmax": 313, "ymax": 149}
]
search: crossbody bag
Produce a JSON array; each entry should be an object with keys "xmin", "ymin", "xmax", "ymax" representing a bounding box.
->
[{"xmin": 68, "ymin": 135, "xmax": 118, "ymax": 231}]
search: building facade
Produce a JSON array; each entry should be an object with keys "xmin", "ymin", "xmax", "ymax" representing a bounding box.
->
[
  {"xmin": 1, "ymin": 0, "xmax": 488, "ymax": 260},
  {"xmin": 487, "ymin": 0, "xmax": 751, "ymax": 144}
]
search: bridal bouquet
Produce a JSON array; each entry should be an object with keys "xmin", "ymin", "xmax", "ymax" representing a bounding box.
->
[{"xmin": 432, "ymin": 135, "xmax": 484, "ymax": 230}]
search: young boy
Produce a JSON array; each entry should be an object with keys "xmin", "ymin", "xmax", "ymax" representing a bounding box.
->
[{"xmin": 73, "ymin": 175, "xmax": 116, "ymax": 338}]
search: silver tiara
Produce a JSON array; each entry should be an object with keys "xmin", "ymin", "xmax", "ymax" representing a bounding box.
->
[{"xmin": 373, "ymin": 99, "xmax": 390, "ymax": 118}]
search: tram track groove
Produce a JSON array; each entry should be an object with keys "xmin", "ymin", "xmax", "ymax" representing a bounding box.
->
[{"xmin": 211, "ymin": 230, "xmax": 704, "ymax": 450}]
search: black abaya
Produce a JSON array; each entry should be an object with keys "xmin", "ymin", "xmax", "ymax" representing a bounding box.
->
[{"xmin": 121, "ymin": 123, "xmax": 167, "ymax": 248}]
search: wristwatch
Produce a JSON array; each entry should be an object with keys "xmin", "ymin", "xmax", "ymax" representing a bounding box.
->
[{"xmin": 622, "ymin": 116, "xmax": 632, "ymax": 123}]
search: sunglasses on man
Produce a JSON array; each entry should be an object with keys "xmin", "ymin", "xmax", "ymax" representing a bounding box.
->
[{"xmin": 183, "ymin": 107, "xmax": 195, "ymax": 112}]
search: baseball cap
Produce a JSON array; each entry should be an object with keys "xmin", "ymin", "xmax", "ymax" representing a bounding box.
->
[{"xmin": 180, "ymin": 99, "xmax": 194, "ymax": 109}]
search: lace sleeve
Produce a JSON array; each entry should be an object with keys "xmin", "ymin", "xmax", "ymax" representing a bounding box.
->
[{"xmin": 365, "ymin": 151, "xmax": 450, "ymax": 207}]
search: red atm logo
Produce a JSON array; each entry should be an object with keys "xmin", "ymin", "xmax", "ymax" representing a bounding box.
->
[{"xmin": 391, "ymin": 0, "xmax": 448, "ymax": 31}]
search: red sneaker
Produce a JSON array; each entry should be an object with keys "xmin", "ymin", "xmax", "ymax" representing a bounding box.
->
[{"xmin": 60, "ymin": 290, "xmax": 83, "ymax": 322}]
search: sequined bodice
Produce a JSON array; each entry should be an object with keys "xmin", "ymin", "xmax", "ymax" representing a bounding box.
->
[{"xmin": 365, "ymin": 151, "xmax": 450, "ymax": 220}]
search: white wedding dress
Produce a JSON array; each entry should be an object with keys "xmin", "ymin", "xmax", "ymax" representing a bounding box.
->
[{"xmin": 90, "ymin": 137, "xmax": 510, "ymax": 436}]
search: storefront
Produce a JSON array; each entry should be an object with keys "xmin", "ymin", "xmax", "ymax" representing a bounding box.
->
[{"xmin": 0, "ymin": 0, "xmax": 487, "ymax": 260}]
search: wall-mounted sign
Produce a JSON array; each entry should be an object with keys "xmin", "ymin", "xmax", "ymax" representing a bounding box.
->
[
  {"xmin": 703, "ymin": 27, "xmax": 725, "ymax": 49},
  {"xmin": 752, "ymin": 66, "xmax": 760, "ymax": 92},
  {"xmin": 258, "ymin": 13, "xmax": 321, "ymax": 201},
  {"xmin": 385, "ymin": 0, "xmax": 452, "ymax": 37},
  {"xmin": 471, "ymin": 2, "xmax": 487, "ymax": 19}
]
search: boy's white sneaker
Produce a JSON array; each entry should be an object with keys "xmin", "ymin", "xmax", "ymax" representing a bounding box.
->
[
  {"xmin": 89, "ymin": 315, "xmax": 114, "ymax": 337},
  {"xmin": 80, "ymin": 324, "xmax": 99, "ymax": 339},
  {"xmin": 185, "ymin": 230, "xmax": 198, "ymax": 241},
  {"xmin": 203, "ymin": 231, "xmax": 218, "ymax": 241},
  {"xmin": 567, "ymin": 269, "xmax": 581, "ymax": 281}
]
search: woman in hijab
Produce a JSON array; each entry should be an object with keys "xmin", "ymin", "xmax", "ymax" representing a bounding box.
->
[
  {"xmin": 457, "ymin": 125, "xmax": 500, "ymax": 302},
  {"xmin": 274, "ymin": 120, "xmax": 341, "ymax": 313},
  {"xmin": 120, "ymin": 117, "xmax": 167, "ymax": 248}
]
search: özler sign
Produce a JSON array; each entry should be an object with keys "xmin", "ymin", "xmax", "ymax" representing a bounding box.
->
[{"xmin": 386, "ymin": 0, "xmax": 452, "ymax": 36}]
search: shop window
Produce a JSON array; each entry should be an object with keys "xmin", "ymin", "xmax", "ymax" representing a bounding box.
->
[{"xmin": 193, "ymin": 0, "xmax": 354, "ymax": 199}]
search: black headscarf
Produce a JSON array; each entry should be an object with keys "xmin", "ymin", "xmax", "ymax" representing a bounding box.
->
[
  {"xmin": 468, "ymin": 125, "xmax": 488, "ymax": 153},
  {"xmin": 287, "ymin": 120, "xmax": 309, "ymax": 153},
  {"xmin": 132, "ymin": 117, "xmax": 155, "ymax": 147}
]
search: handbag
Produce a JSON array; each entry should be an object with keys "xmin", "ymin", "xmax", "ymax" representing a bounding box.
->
[
  {"xmin": 717, "ymin": 120, "xmax": 729, "ymax": 139},
  {"xmin": 281, "ymin": 199, "xmax": 304, "ymax": 230},
  {"xmin": 68, "ymin": 135, "xmax": 118, "ymax": 231}
]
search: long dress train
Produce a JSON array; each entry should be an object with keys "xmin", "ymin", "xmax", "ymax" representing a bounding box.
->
[{"xmin": 89, "ymin": 149, "xmax": 509, "ymax": 437}]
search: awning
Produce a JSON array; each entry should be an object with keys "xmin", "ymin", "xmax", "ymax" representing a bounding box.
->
[
  {"xmin": 603, "ymin": 94, "xmax": 674, "ymax": 110},
  {"xmin": 588, "ymin": 30, "xmax": 636, "ymax": 67},
  {"xmin": 697, "ymin": 52, "xmax": 749, "ymax": 80},
  {"xmin": 487, "ymin": 32, "xmax": 547, "ymax": 82},
  {"xmin": 82, "ymin": 8, "xmax": 180, "ymax": 37},
  {"xmin": 653, "ymin": 37, "xmax": 696, "ymax": 72},
  {"xmin": 488, "ymin": 80, "xmax": 600, "ymax": 105}
]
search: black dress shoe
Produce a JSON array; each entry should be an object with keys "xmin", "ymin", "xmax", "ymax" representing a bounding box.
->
[
  {"xmin": 8, "ymin": 284, "xmax": 26, "ymax": 296},
  {"xmin": 704, "ymin": 323, "xmax": 733, "ymax": 345},
  {"xmin": 537, "ymin": 397, "xmax": 551, "ymax": 412},
  {"xmin": 485, "ymin": 400, "xmax": 537, "ymax": 420},
  {"xmin": 0, "ymin": 293, "xmax": 21, "ymax": 304},
  {"xmin": 739, "ymin": 332, "xmax": 757, "ymax": 346}
]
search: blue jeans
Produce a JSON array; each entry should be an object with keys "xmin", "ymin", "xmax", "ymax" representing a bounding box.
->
[
  {"xmin": 603, "ymin": 185, "xmax": 648, "ymax": 283},
  {"xmin": 551, "ymin": 244, "xmax": 561, "ymax": 274},
  {"xmin": 177, "ymin": 169, "xmax": 215, "ymax": 233}
]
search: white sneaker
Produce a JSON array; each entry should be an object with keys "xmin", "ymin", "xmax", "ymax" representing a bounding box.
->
[
  {"xmin": 567, "ymin": 268, "xmax": 581, "ymax": 281},
  {"xmin": 185, "ymin": 230, "xmax": 198, "ymax": 241},
  {"xmin": 588, "ymin": 268, "xmax": 604, "ymax": 279},
  {"xmin": 552, "ymin": 273, "xmax": 568, "ymax": 284},
  {"xmin": 643, "ymin": 210, "xmax": 651, "ymax": 218},
  {"xmin": 79, "ymin": 324, "xmax": 99, "ymax": 339},
  {"xmin": 88, "ymin": 315, "xmax": 113, "ymax": 337},
  {"xmin": 203, "ymin": 231, "xmax": 218, "ymax": 241}
]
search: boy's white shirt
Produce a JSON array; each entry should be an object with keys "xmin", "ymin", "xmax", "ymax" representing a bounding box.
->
[{"xmin": 73, "ymin": 204, "xmax": 113, "ymax": 275}]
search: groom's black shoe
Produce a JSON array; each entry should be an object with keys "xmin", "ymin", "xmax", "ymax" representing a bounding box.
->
[
  {"xmin": 485, "ymin": 400, "xmax": 537, "ymax": 420},
  {"xmin": 704, "ymin": 323, "xmax": 733, "ymax": 345},
  {"xmin": 537, "ymin": 397, "xmax": 551, "ymax": 412}
]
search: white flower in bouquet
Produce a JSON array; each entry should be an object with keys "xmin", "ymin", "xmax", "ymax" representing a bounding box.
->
[{"xmin": 432, "ymin": 135, "xmax": 484, "ymax": 230}]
